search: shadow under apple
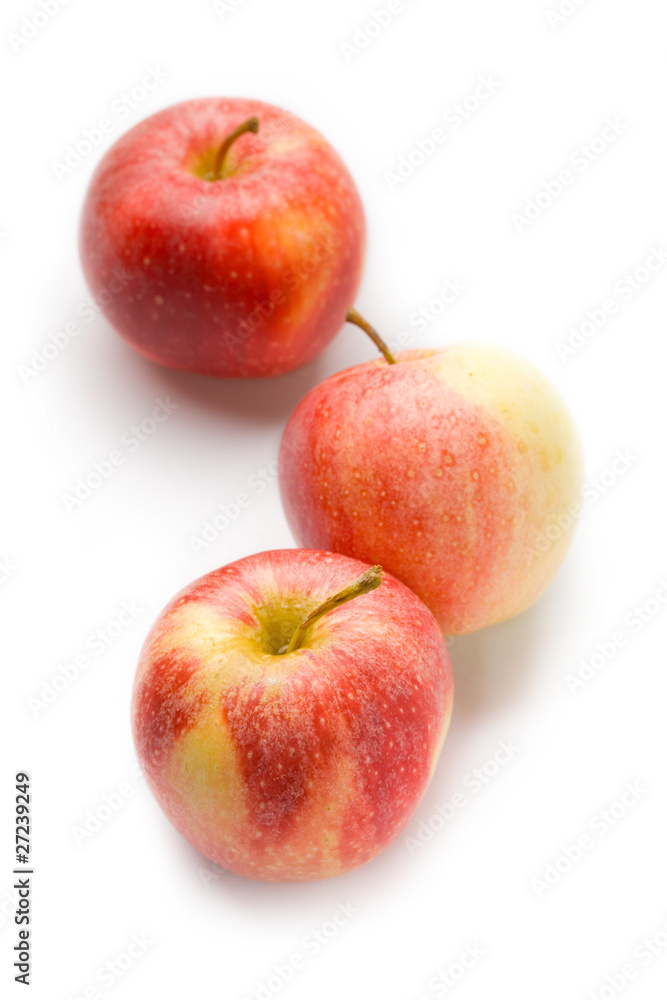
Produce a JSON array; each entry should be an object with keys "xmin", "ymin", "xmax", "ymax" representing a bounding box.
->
[
  {"xmin": 85, "ymin": 311, "xmax": 366, "ymax": 430},
  {"xmin": 168, "ymin": 582, "xmax": 581, "ymax": 923},
  {"xmin": 446, "ymin": 591, "xmax": 550, "ymax": 721}
]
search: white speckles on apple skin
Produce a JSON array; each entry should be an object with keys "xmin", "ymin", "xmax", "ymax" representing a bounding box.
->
[
  {"xmin": 80, "ymin": 98, "xmax": 366, "ymax": 377},
  {"xmin": 279, "ymin": 344, "xmax": 583, "ymax": 635},
  {"xmin": 131, "ymin": 549, "xmax": 453, "ymax": 881}
]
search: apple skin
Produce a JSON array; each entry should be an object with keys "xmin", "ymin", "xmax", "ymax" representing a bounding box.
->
[
  {"xmin": 80, "ymin": 98, "xmax": 365, "ymax": 377},
  {"xmin": 279, "ymin": 344, "xmax": 583, "ymax": 635},
  {"xmin": 131, "ymin": 549, "xmax": 453, "ymax": 882}
]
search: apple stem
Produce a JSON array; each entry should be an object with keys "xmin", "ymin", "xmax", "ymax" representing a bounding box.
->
[
  {"xmin": 211, "ymin": 116, "xmax": 260, "ymax": 180},
  {"xmin": 345, "ymin": 308, "xmax": 397, "ymax": 365},
  {"xmin": 281, "ymin": 565, "xmax": 383, "ymax": 655}
]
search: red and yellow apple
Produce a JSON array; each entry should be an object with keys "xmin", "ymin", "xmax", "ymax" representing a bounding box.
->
[
  {"xmin": 131, "ymin": 549, "xmax": 453, "ymax": 882},
  {"xmin": 80, "ymin": 98, "xmax": 365, "ymax": 377},
  {"xmin": 279, "ymin": 323, "xmax": 583, "ymax": 635}
]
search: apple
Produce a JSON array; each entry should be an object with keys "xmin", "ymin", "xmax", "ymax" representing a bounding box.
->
[
  {"xmin": 80, "ymin": 98, "xmax": 366, "ymax": 377},
  {"xmin": 279, "ymin": 311, "xmax": 583, "ymax": 635},
  {"xmin": 131, "ymin": 549, "xmax": 453, "ymax": 881}
]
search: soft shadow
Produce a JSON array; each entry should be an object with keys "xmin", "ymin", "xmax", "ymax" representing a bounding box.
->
[
  {"xmin": 175, "ymin": 591, "xmax": 568, "ymax": 912},
  {"xmin": 136, "ymin": 351, "xmax": 334, "ymax": 427},
  {"xmin": 446, "ymin": 589, "xmax": 553, "ymax": 720},
  {"xmin": 179, "ymin": 805, "xmax": 451, "ymax": 922},
  {"xmin": 89, "ymin": 315, "xmax": 349, "ymax": 428},
  {"xmin": 179, "ymin": 835, "xmax": 383, "ymax": 916}
]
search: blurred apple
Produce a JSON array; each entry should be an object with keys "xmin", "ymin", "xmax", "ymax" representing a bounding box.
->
[{"xmin": 80, "ymin": 98, "xmax": 365, "ymax": 377}]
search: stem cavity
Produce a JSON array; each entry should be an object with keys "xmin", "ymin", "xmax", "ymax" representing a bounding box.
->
[
  {"xmin": 211, "ymin": 116, "xmax": 260, "ymax": 180},
  {"xmin": 282, "ymin": 565, "xmax": 383, "ymax": 655}
]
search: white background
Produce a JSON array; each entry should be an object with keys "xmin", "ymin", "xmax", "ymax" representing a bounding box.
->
[{"xmin": 2, "ymin": 0, "xmax": 666, "ymax": 998}]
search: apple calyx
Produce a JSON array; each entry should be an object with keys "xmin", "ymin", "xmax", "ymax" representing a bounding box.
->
[
  {"xmin": 345, "ymin": 307, "xmax": 397, "ymax": 365},
  {"xmin": 210, "ymin": 116, "xmax": 260, "ymax": 181},
  {"xmin": 281, "ymin": 565, "xmax": 383, "ymax": 655}
]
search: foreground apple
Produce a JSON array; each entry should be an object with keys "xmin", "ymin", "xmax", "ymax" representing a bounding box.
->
[
  {"xmin": 279, "ymin": 312, "xmax": 583, "ymax": 635},
  {"xmin": 80, "ymin": 98, "xmax": 365, "ymax": 377},
  {"xmin": 131, "ymin": 549, "xmax": 453, "ymax": 881}
]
